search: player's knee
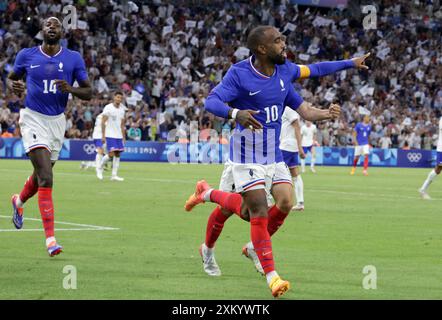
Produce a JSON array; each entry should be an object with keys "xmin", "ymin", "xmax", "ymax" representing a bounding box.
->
[
  {"xmin": 246, "ymin": 197, "xmax": 268, "ymax": 217},
  {"xmin": 276, "ymin": 198, "xmax": 293, "ymax": 213},
  {"xmin": 37, "ymin": 170, "xmax": 53, "ymax": 187},
  {"xmin": 220, "ymin": 207, "xmax": 234, "ymax": 218}
]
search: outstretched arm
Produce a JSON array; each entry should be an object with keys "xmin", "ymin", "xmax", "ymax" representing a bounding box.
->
[{"xmin": 296, "ymin": 53, "xmax": 371, "ymax": 79}]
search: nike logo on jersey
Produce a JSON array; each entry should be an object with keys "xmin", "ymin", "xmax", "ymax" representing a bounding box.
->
[
  {"xmin": 249, "ymin": 90, "xmax": 261, "ymax": 96},
  {"xmin": 30, "ymin": 65, "xmax": 40, "ymax": 69},
  {"xmin": 263, "ymin": 251, "xmax": 272, "ymax": 256}
]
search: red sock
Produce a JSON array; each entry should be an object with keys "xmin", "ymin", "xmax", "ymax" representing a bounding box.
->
[
  {"xmin": 353, "ymin": 156, "xmax": 360, "ymax": 167},
  {"xmin": 267, "ymin": 205, "xmax": 289, "ymax": 236},
  {"xmin": 19, "ymin": 174, "xmax": 38, "ymax": 203},
  {"xmin": 251, "ymin": 217, "xmax": 275, "ymax": 274},
  {"xmin": 210, "ymin": 190, "xmax": 243, "ymax": 218},
  {"xmin": 205, "ymin": 206, "xmax": 229, "ymax": 248},
  {"xmin": 363, "ymin": 156, "xmax": 369, "ymax": 170},
  {"xmin": 38, "ymin": 187, "xmax": 54, "ymax": 239}
]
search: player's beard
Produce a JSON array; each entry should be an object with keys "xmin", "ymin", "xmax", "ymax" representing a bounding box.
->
[
  {"xmin": 269, "ymin": 51, "xmax": 286, "ymax": 65},
  {"xmin": 44, "ymin": 33, "xmax": 61, "ymax": 45}
]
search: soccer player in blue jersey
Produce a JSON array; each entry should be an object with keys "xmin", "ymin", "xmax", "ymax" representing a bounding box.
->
[
  {"xmin": 351, "ymin": 115, "xmax": 372, "ymax": 176},
  {"xmin": 184, "ymin": 26, "xmax": 370, "ymax": 297},
  {"xmin": 8, "ymin": 17, "xmax": 92, "ymax": 256}
]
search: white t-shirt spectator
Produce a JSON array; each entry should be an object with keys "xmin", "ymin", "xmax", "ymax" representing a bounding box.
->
[{"xmin": 379, "ymin": 136, "xmax": 392, "ymax": 149}]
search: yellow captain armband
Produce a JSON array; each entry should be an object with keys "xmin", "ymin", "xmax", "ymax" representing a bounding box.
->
[{"xmin": 298, "ymin": 65, "xmax": 311, "ymax": 79}]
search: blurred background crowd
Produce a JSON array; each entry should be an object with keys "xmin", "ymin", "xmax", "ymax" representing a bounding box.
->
[{"xmin": 0, "ymin": 0, "xmax": 441, "ymax": 149}]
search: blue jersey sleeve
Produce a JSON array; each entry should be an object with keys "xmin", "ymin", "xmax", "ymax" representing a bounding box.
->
[
  {"xmin": 205, "ymin": 67, "xmax": 241, "ymax": 118},
  {"xmin": 288, "ymin": 63, "xmax": 302, "ymax": 81},
  {"xmin": 210, "ymin": 67, "xmax": 241, "ymax": 102},
  {"xmin": 73, "ymin": 52, "xmax": 88, "ymax": 83},
  {"xmin": 12, "ymin": 49, "xmax": 28, "ymax": 77},
  {"xmin": 289, "ymin": 60, "xmax": 354, "ymax": 81},
  {"xmin": 284, "ymin": 85, "xmax": 304, "ymax": 111}
]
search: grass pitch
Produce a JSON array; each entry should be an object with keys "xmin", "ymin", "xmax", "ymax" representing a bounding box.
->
[{"xmin": 0, "ymin": 159, "xmax": 441, "ymax": 299}]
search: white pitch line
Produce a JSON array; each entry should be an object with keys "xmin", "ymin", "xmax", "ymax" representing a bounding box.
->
[
  {"xmin": 0, "ymin": 228, "xmax": 116, "ymax": 232},
  {"xmin": 0, "ymin": 215, "xmax": 119, "ymax": 232}
]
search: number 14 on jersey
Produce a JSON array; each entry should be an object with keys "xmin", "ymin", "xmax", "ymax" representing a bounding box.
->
[{"xmin": 43, "ymin": 79, "xmax": 57, "ymax": 94}]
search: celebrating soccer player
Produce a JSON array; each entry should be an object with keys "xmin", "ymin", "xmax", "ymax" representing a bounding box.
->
[
  {"xmin": 184, "ymin": 25, "xmax": 370, "ymax": 298},
  {"xmin": 350, "ymin": 115, "xmax": 372, "ymax": 176},
  {"xmin": 9, "ymin": 17, "xmax": 92, "ymax": 256},
  {"xmin": 419, "ymin": 116, "xmax": 442, "ymax": 199}
]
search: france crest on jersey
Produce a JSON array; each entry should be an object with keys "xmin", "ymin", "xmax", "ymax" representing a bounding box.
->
[
  {"xmin": 12, "ymin": 46, "xmax": 88, "ymax": 116},
  {"xmin": 355, "ymin": 122, "xmax": 371, "ymax": 145},
  {"xmin": 209, "ymin": 56, "xmax": 304, "ymax": 164}
]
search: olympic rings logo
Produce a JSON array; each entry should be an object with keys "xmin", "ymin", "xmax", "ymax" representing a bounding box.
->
[
  {"xmin": 83, "ymin": 143, "xmax": 96, "ymax": 155},
  {"xmin": 407, "ymin": 152, "xmax": 422, "ymax": 162}
]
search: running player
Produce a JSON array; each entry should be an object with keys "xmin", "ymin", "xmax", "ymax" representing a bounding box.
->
[
  {"xmin": 300, "ymin": 121, "xmax": 317, "ymax": 173},
  {"xmin": 9, "ymin": 17, "xmax": 92, "ymax": 256},
  {"xmin": 280, "ymin": 107, "xmax": 306, "ymax": 211},
  {"xmin": 97, "ymin": 92, "xmax": 126, "ymax": 181},
  {"xmin": 419, "ymin": 116, "xmax": 442, "ymax": 199},
  {"xmin": 184, "ymin": 26, "xmax": 370, "ymax": 297},
  {"xmin": 350, "ymin": 115, "xmax": 372, "ymax": 176}
]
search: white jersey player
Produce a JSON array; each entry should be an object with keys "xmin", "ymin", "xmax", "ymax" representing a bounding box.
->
[
  {"xmin": 300, "ymin": 121, "xmax": 317, "ymax": 173},
  {"xmin": 280, "ymin": 108, "xmax": 306, "ymax": 210},
  {"xmin": 419, "ymin": 117, "xmax": 442, "ymax": 199},
  {"xmin": 96, "ymin": 92, "xmax": 127, "ymax": 181}
]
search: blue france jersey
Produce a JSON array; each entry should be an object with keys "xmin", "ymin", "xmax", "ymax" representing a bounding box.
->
[
  {"xmin": 355, "ymin": 122, "xmax": 371, "ymax": 145},
  {"xmin": 210, "ymin": 56, "xmax": 304, "ymax": 164},
  {"xmin": 13, "ymin": 46, "xmax": 88, "ymax": 116}
]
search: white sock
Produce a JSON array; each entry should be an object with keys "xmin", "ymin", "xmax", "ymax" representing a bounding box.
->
[
  {"xmin": 95, "ymin": 153, "xmax": 103, "ymax": 169},
  {"xmin": 300, "ymin": 159, "xmax": 305, "ymax": 171},
  {"xmin": 112, "ymin": 157, "xmax": 120, "ymax": 177},
  {"xmin": 46, "ymin": 236, "xmax": 56, "ymax": 247},
  {"xmin": 101, "ymin": 154, "xmax": 110, "ymax": 167},
  {"xmin": 294, "ymin": 175, "xmax": 304, "ymax": 203},
  {"xmin": 16, "ymin": 196, "xmax": 24, "ymax": 208},
  {"xmin": 266, "ymin": 270, "xmax": 279, "ymax": 285},
  {"xmin": 311, "ymin": 157, "xmax": 315, "ymax": 168},
  {"xmin": 292, "ymin": 177, "xmax": 298, "ymax": 203},
  {"xmin": 203, "ymin": 243, "xmax": 214, "ymax": 257},
  {"xmin": 203, "ymin": 189, "xmax": 213, "ymax": 202},
  {"xmin": 420, "ymin": 169, "xmax": 438, "ymax": 192}
]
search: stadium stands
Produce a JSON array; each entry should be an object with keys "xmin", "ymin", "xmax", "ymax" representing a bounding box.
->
[{"xmin": 0, "ymin": 0, "xmax": 441, "ymax": 149}]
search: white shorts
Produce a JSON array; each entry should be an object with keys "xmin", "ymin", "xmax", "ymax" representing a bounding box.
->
[
  {"xmin": 19, "ymin": 108, "xmax": 66, "ymax": 161},
  {"xmin": 219, "ymin": 161, "xmax": 291, "ymax": 206},
  {"xmin": 220, "ymin": 160, "xmax": 292, "ymax": 193},
  {"xmin": 355, "ymin": 144, "xmax": 370, "ymax": 156}
]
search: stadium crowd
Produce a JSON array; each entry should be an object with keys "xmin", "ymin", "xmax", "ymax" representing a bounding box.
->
[{"xmin": 0, "ymin": 0, "xmax": 441, "ymax": 150}]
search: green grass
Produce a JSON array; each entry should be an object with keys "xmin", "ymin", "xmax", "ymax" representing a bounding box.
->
[{"xmin": 0, "ymin": 159, "xmax": 441, "ymax": 299}]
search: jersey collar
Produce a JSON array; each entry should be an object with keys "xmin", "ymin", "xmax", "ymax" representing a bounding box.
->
[
  {"xmin": 39, "ymin": 45, "xmax": 63, "ymax": 58},
  {"xmin": 249, "ymin": 56, "xmax": 275, "ymax": 79}
]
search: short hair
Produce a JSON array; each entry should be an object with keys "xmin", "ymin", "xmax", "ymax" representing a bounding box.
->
[
  {"xmin": 246, "ymin": 25, "xmax": 273, "ymax": 55},
  {"xmin": 43, "ymin": 16, "xmax": 62, "ymax": 26},
  {"xmin": 114, "ymin": 91, "xmax": 124, "ymax": 97}
]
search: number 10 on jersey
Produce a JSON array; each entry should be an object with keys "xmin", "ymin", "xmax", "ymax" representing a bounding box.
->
[
  {"xmin": 265, "ymin": 105, "xmax": 278, "ymax": 123},
  {"xmin": 43, "ymin": 79, "xmax": 57, "ymax": 94}
]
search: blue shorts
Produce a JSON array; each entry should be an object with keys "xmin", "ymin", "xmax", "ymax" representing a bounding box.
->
[
  {"xmin": 106, "ymin": 138, "xmax": 124, "ymax": 152},
  {"xmin": 437, "ymin": 152, "xmax": 442, "ymax": 165},
  {"xmin": 303, "ymin": 145, "xmax": 312, "ymax": 154},
  {"xmin": 281, "ymin": 150, "xmax": 299, "ymax": 168},
  {"xmin": 94, "ymin": 139, "xmax": 103, "ymax": 149}
]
